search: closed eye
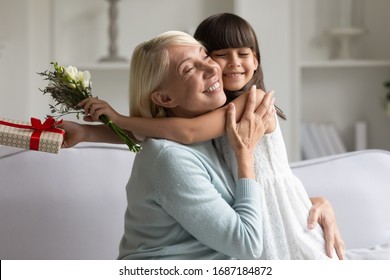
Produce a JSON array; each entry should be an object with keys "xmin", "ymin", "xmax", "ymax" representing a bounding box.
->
[
  {"xmin": 213, "ymin": 54, "xmax": 227, "ymax": 58},
  {"xmin": 184, "ymin": 66, "xmax": 194, "ymax": 74}
]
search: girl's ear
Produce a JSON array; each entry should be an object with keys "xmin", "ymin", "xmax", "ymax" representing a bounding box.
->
[
  {"xmin": 151, "ymin": 91, "xmax": 177, "ymax": 109},
  {"xmin": 253, "ymin": 53, "xmax": 259, "ymax": 69}
]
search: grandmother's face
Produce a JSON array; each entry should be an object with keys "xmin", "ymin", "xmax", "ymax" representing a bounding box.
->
[{"xmin": 155, "ymin": 45, "xmax": 226, "ymax": 118}]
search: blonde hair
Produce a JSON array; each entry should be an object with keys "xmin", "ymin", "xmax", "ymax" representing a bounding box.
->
[{"xmin": 129, "ymin": 31, "xmax": 203, "ymax": 118}]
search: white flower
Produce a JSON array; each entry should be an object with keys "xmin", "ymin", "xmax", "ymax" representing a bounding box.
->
[
  {"xmin": 74, "ymin": 70, "xmax": 91, "ymax": 89},
  {"xmin": 81, "ymin": 70, "xmax": 91, "ymax": 89},
  {"xmin": 62, "ymin": 65, "xmax": 91, "ymax": 89},
  {"xmin": 64, "ymin": 65, "xmax": 79, "ymax": 81}
]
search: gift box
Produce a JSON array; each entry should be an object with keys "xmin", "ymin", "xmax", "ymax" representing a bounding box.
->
[{"xmin": 0, "ymin": 117, "xmax": 65, "ymax": 154}]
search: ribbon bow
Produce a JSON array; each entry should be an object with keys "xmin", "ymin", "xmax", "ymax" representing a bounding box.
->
[
  {"xmin": 30, "ymin": 117, "xmax": 60, "ymax": 131},
  {"xmin": 29, "ymin": 117, "xmax": 64, "ymax": 150}
]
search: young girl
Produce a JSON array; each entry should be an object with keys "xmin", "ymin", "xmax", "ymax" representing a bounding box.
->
[
  {"xmin": 193, "ymin": 13, "xmax": 341, "ymax": 259},
  {"xmin": 64, "ymin": 15, "xmax": 344, "ymax": 259}
]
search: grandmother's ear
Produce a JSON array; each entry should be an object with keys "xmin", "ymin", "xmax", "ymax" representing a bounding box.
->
[{"xmin": 150, "ymin": 91, "xmax": 177, "ymax": 108}]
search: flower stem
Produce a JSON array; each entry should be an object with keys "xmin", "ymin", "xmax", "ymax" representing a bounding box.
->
[{"xmin": 99, "ymin": 114, "xmax": 141, "ymax": 153}]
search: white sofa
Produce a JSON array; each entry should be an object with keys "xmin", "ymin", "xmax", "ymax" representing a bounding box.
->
[{"xmin": 0, "ymin": 143, "xmax": 389, "ymax": 260}]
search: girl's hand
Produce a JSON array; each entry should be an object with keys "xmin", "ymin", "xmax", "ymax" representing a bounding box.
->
[
  {"xmin": 226, "ymin": 85, "xmax": 275, "ymax": 179},
  {"xmin": 78, "ymin": 97, "xmax": 122, "ymax": 123}
]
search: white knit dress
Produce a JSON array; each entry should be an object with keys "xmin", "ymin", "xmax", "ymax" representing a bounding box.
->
[{"xmin": 214, "ymin": 118, "xmax": 336, "ymax": 259}]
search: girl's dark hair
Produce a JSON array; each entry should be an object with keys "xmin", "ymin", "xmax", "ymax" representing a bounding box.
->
[{"xmin": 194, "ymin": 13, "xmax": 265, "ymax": 103}]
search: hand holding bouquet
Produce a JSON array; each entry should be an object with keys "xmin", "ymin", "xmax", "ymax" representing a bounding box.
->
[{"xmin": 38, "ymin": 62, "xmax": 141, "ymax": 152}]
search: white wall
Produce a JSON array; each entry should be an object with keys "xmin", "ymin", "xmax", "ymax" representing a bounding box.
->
[
  {"xmin": 0, "ymin": 0, "xmax": 31, "ymax": 120},
  {"xmin": 28, "ymin": 0, "xmax": 53, "ymax": 118},
  {"xmin": 0, "ymin": 0, "xmax": 52, "ymax": 120}
]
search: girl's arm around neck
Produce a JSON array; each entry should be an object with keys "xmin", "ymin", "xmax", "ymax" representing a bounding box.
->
[{"xmin": 116, "ymin": 87, "xmax": 275, "ymax": 144}]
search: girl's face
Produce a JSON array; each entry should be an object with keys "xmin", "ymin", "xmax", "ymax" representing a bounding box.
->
[
  {"xmin": 154, "ymin": 45, "xmax": 226, "ymax": 118},
  {"xmin": 210, "ymin": 47, "xmax": 258, "ymax": 92}
]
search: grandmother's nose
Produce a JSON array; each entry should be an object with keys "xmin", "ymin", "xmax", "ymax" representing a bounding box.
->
[{"xmin": 203, "ymin": 63, "xmax": 218, "ymax": 77}]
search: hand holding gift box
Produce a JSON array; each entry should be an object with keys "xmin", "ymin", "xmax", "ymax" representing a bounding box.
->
[{"xmin": 0, "ymin": 117, "xmax": 64, "ymax": 154}]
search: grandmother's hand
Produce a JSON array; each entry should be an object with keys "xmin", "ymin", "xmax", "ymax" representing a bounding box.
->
[
  {"xmin": 227, "ymin": 86, "xmax": 275, "ymax": 154},
  {"xmin": 308, "ymin": 197, "xmax": 345, "ymax": 260},
  {"xmin": 226, "ymin": 85, "xmax": 275, "ymax": 179}
]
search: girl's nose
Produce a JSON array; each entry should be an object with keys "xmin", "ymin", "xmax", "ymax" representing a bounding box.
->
[{"xmin": 228, "ymin": 54, "xmax": 240, "ymax": 67}]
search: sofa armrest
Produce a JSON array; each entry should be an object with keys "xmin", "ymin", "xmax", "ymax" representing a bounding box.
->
[{"xmin": 291, "ymin": 149, "xmax": 390, "ymax": 250}]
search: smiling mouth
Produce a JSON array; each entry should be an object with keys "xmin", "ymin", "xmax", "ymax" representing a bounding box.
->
[
  {"xmin": 224, "ymin": 73, "xmax": 244, "ymax": 77},
  {"xmin": 204, "ymin": 82, "xmax": 221, "ymax": 93}
]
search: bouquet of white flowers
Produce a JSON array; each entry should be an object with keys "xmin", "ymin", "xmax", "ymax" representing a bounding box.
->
[{"xmin": 38, "ymin": 62, "xmax": 141, "ymax": 152}]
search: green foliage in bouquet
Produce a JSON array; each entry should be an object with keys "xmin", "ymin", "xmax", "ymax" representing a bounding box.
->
[{"xmin": 38, "ymin": 62, "xmax": 141, "ymax": 152}]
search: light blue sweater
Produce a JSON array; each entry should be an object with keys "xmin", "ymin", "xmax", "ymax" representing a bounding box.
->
[{"xmin": 118, "ymin": 138, "xmax": 263, "ymax": 259}]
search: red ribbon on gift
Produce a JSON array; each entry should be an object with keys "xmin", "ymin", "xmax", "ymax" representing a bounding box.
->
[{"xmin": 0, "ymin": 117, "xmax": 65, "ymax": 151}]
